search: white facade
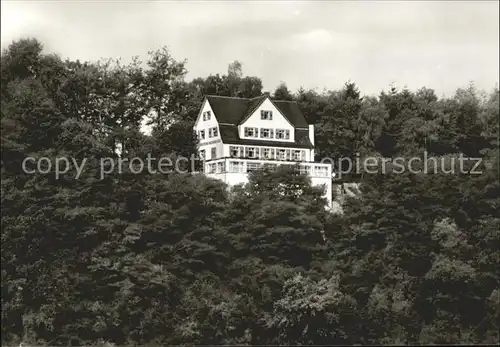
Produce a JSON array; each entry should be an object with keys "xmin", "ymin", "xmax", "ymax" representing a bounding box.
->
[
  {"xmin": 194, "ymin": 95, "xmax": 333, "ymax": 209},
  {"xmin": 203, "ymin": 158, "xmax": 333, "ymax": 208},
  {"xmin": 239, "ymin": 98, "xmax": 295, "ymax": 142},
  {"xmin": 194, "ymin": 100, "xmax": 223, "ymax": 161}
]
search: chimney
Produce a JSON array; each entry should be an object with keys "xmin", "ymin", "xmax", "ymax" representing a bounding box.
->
[{"xmin": 309, "ymin": 124, "xmax": 315, "ymax": 146}]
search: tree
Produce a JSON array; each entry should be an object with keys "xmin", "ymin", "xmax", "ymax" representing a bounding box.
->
[
  {"xmin": 316, "ymin": 82, "xmax": 367, "ymax": 166},
  {"xmin": 273, "ymin": 82, "xmax": 294, "ymax": 101},
  {"xmin": 224, "ymin": 166, "xmax": 328, "ymax": 270},
  {"xmin": 2, "ymin": 36, "xmax": 499, "ymax": 346},
  {"xmin": 295, "ymin": 87, "xmax": 329, "ymax": 125},
  {"xmin": 266, "ymin": 273, "xmax": 358, "ymax": 344},
  {"xmin": 228, "ymin": 60, "xmax": 243, "ymax": 80}
]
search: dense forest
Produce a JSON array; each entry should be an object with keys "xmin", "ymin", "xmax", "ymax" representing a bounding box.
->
[{"xmin": 1, "ymin": 38, "xmax": 499, "ymax": 345}]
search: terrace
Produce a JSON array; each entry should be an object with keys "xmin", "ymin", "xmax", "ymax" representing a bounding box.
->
[{"xmin": 200, "ymin": 157, "xmax": 332, "ymax": 178}]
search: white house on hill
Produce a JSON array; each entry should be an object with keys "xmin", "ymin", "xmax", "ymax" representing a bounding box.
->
[{"xmin": 193, "ymin": 94, "xmax": 333, "ymax": 208}]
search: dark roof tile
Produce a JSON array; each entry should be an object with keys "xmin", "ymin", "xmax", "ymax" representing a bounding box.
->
[
  {"xmin": 219, "ymin": 124, "xmax": 313, "ymax": 149},
  {"xmin": 205, "ymin": 95, "xmax": 313, "ymax": 149},
  {"xmin": 205, "ymin": 95, "xmax": 309, "ymax": 127},
  {"xmin": 272, "ymin": 100, "xmax": 309, "ymax": 128},
  {"xmin": 205, "ymin": 95, "xmax": 249, "ymax": 124}
]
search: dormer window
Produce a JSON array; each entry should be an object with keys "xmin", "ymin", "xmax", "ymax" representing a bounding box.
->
[
  {"xmin": 244, "ymin": 127, "xmax": 258, "ymax": 138},
  {"xmin": 260, "ymin": 128, "xmax": 274, "ymax": 139},
  {"xmin": 261, "ymin": 110, "xmax": 273, "ymax": 120},
  {"xmin": 276, "ymin": 129, "xmax": 290, "ymax": 140},
  {"xmin": 203, "ymin": 111, "xmax": 211, "ymax": 121}
]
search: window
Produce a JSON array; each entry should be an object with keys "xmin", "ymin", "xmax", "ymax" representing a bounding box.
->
[
  {"xmin": 260, "ymin": 128, "xmax": 274, "ymax": 139},
  {"xmin": 293, "ymin": 150, "xmax": 302, "ymax": 161},
  {"xmin": 261, "ymin": 110, "xmax": 273, "ymax": 120},
  {"xmin": 245, "ymin": 147, "xmax": 257, "ymax": 158},
  {"xmin": 247, "ymin": 162, "xmax": 261, "ymax": 172},
  {"xmin": 262, "ymin": 148, "xmax": 274, "ymax": 159},
  {"xmin": 211, "ymin": 147, "xmax": 217, "ymax": 159},
  {"xmin": 298, "ymin": 165, "xmax": 311, "ymax": 175},
  {"xmin": 199, "ymin": 149, "xmax": 205, "ymax": 160},
  {"xmin": 209, "ymin": 127, "xmax": 218, "ymax": 138},
  {"xmin": 286, "ymin": 149, "xmax": 291, "ymax": 161},
  {"xmin": 244, "ymin": 127, "xmax": 258, "ymax": 138},
  {"xmin": 229, "ymin": 161, "xmax": 244, "ymax": 173},
  {"xmin": 276, "ymin": 129, "xmax": 291, "ymax": 140},
  {"xmin": 203, "ymin": 111, "xmax": 211, "ymax": 121},
  {"xmin": 230, "ymin": 146, "xmax": 242, "ymax": 158},
  {"xmin": 199, "ymin": 130, "xmax": 205, "ymax": 140},
  {"xmin": 314, "ymin": 166, "xmax": 328, "ymax": 177},
  {"xmin": 263, "ymin": 163, "xmax": 278, "ymax": 171},
  {"xmin": 277, "ymin": 149, "xmax": 286, "ymax": 160},
  {"xmin": 217, "ymin": 162, "xmax": 225, "ymax": 173},
  {"xmin": 207, "ymin": 163, "xmax": 216, "ymax": 173}
]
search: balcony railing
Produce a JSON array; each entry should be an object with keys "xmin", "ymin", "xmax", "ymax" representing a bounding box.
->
[{"xmin": 201, "ymin": 157, "xmax": 332, "ymax": 178}]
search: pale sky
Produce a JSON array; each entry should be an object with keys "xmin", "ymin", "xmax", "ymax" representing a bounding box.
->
[{"xmin": 1, "ymin": 0, "xmax": 499, "ymax": 96}]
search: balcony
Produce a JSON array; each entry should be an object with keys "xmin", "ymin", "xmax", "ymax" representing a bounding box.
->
[{"xmin": 200, "ymin": 157, "xmax": 332, "ymax": 178}]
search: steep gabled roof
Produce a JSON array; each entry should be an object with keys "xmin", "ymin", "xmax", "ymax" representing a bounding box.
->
[
  {"xmin": 205, "ymin": 95, "xmax": 250, "ymax": 124},
  {"xmin": 273, "ymin": 100, "xmax": 309, "ymax": 128},
  {"xmin": 203, "ymin": 95, "xmax": 313, "ymax": 149},
  {"xmin": 204, "ymin": 95, "xmax": 308, "ymax": 127},
  {"xmin": 245, "ymin": 95, "xmax": 267, "ymax": 119}
]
